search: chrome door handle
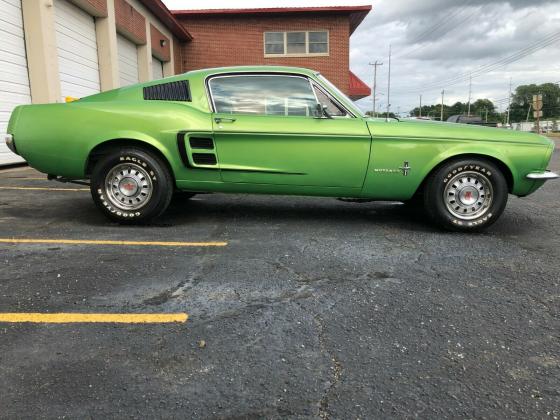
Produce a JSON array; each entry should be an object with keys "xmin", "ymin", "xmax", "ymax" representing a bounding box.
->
[{"xmin": 214, "ymin": 117, "xmax": 236, "ymax": 124}]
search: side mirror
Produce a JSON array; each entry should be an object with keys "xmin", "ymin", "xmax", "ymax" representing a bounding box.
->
[{"xmin": 314, "ymin": 103, "xmax": 333, "ymax": 119}]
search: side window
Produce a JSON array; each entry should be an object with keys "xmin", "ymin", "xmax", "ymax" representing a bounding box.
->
[
  {"xmin": 312, "ymin": 84, "xmax": 348, "ymax": 117},
  {"xmin": 210, "ymin": 75, "xmax": 318, "ymax": 117}
]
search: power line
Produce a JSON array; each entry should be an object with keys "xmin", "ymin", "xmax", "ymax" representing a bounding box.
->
[
  {"xmin": 394, "ymin": 29, "xmax": 560, "ymax": 94},
  {"xmin": 396, "ymin": 6, "xmax": 480, "ymax": 60},
  {"xmin": 395, "ymin": 1, "xmax": 475, "ymax": 58}
]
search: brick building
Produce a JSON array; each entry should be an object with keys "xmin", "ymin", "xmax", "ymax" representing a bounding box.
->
[
  {"xmin": 1, "ymin": 0, "xmax": 190, "ymax": 165},
  {"xmin": 1, "ymin": 1, "xmax": 371, "ymax": 165},
  {"xmin": 172, "ymin": 6, "xmax": 371, "ymax": 101}
]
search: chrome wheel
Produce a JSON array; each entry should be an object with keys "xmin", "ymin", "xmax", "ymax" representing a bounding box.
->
[
  {"xmin": 444, "ymin": 171, "xmax": 493, "ymax": 220},
  {"xmin": 104, "ymin": 163, "xmax": 153, "ymax": 211}
]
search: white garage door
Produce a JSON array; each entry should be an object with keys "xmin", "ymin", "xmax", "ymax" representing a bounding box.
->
[
  {"xmin": 117, "ymin": 34, "xmax": 139, "ymax": 87},
  {"xmin": 152, "ymin": 57, "xmax": 164, "ymax": 80},
  {"xmin": 0, "ymin": 0, "xmax": 30, "ymax": 165},
  {"xmin": 54, "ymin": 0, "xmax": 100, "ymax": 99}
]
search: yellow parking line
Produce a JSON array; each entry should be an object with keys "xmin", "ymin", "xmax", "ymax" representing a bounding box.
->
[
  {"xmin": 0, "ymin": 238, "xmax": 228, "ymax": 247},
  {"xmin": 0, "ymin": 186, "xmax": 88, "ymax": 191},
  {"xmin": 0, "ymin": 313, "xmax": 188, "ymax": 323}
]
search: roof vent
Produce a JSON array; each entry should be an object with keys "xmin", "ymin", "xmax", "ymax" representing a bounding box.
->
[{"xmin": 143, "ymin": 80, "xmax": 191, "ymax": 102}]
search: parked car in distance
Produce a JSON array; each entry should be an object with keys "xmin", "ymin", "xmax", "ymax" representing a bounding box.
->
[
  {"xmin": 6, "ymin": 66, "xmax": 558, "ymax": 231},
  {"xmin": 447, "ymin": 115, "xmax": 498, "ymax": 127}
]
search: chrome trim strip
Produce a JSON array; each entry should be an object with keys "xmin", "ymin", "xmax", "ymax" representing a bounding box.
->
[{"xmin": 526, "ymin": 171, "xmax": 559, "ymax": 180}]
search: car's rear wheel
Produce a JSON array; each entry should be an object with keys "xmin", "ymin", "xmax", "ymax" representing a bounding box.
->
[
  {"xmin": 424, "ymin": 158, "xmax": 508, "ymax": 231},
  {"xmin": 90, "ymin": 147, "xmax": 173, "ymax": 223}
]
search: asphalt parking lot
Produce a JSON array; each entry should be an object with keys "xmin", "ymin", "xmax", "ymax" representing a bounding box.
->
[{"xmin": 0, "ymin": 148, "xmax": 559, "ymax": 419}]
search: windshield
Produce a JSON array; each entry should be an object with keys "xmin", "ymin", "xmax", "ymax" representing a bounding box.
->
[{"xmin": 316, "ymin": 73, "xmax": 365, "ymax": 117}]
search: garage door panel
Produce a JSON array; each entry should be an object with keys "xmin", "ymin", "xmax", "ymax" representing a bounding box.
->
[
  {"xmin": 0, "ymin": 49, "xmax": 28, "ymax": 67},
  {"xmin": 0, "ymin": 80, "xmax": 31, "ymax": 96},
  {"xmin": 0, "ymin": 61, "xmax": 31, "ymax": 84},
  {"xmin": 58, "ymin": 70, "xmax": 101, "ymax": 91},
  {"xmin": 55, "ymin": 0, "xmax": 98, "ymax": 27},
  {"xmin": 0, "ymin": 144, "xmax": 25, "ymax": 165},
  {"xmin": 0, "ymin": 0, "xmax": 31, "ymax": 165},
  {"xmin": 57, "ymin": 46, "xmax": 99, "ymax": 69},
  {"xmin": 0, "ymin": 0, "xmax": 25, "ymax": 27},
  {"xmin": 1, "ymin": 28, "xmax": 27, "ymax": 54},
  {"xmin": 0, "ymin": 93, "xmax": 31, "ymax": 111},
  {"xmin": 117, "ymin": 34, "xmax": 139, "ymax": 87},
  {"xmin": 0, "ymin": 18, "xmax": 23, "ymax": 38},
  {"xmin": 54, "ymin": 22, "xmax": 98, "ymax": 50},
  {"xmin": 0, "ymin": 112, "xmax": 12, "ymax": 130},
  {"xmin": 55, "ymin": 0, "xmax": 100, "ymax": 99},
  {"xmin": 152, "ymin": 57, "xmax": 164, "ymax": 80}
]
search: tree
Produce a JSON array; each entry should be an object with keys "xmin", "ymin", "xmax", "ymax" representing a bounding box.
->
[
  {"xmin": 409, "ymin": 100, "xmax": 499, "ymax": 122},
  {"xmin": 511, "ymin": 82, "xmax": 560, "ymax": 121}
]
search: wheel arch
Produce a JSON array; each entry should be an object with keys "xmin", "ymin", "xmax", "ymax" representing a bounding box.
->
[
  {"xmin": 85, "ymin": 138, "xmax": 176, "ymax": 184},
  {"xmin": 415, "ymin": 153, "xmax": 514, "ymax": 197}
]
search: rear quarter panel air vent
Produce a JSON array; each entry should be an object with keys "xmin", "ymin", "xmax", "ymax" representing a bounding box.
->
[{"xmin": 143, "ymin": 80, "xmax": 191, "ymax": 101}]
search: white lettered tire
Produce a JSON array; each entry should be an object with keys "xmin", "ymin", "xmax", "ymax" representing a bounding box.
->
[
  {"xmin": 90, "ymin": 147, "xmax": 173, "ymax": 224},
  {"xmin": 424, "ymin": 158, "xmax": 508, "ymax": 231}
]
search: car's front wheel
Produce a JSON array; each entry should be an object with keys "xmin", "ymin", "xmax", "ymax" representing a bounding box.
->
[
  {"xmin": 90, "ymin": 147, "xmax": 173, "ymax": 223},
  {"xmin": 424, "ymin": 158, "xmax": 509, "ymax": 231}
]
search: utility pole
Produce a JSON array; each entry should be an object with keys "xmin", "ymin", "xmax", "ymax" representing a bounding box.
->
[
  {"xmin": 467, "ymin": 74, "xmax": 472, "ymax": 117},
  {"xmin": 440, "ymin": 89, "xmax": 445, "ymax": 121},
  {"xmin": 506, "ymin": 78, "xmax": 512, "ymax": 126},
  {"xmin": 419, "ymin": 94, "xmax": 422, "ymax": 117},
  {"xmin": 485, "ymin": 108, "xmax": 488, "ymax": 122},
  {"xmin": 369, "ymin": 61, "xmax": 383, "ymax": 117},
  {"xmin": 386, "ymin": 44, "xmax": 392, "ymax": 121}
]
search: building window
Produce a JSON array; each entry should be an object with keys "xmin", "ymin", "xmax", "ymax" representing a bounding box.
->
[{"xmin": 264, "ymin": 31, "xmax": 329, "ymax": 57}]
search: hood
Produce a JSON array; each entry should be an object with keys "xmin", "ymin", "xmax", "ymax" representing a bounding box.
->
[{"xmin": 366, "ymin": 118, "xmax": 551, "ymax": 146}]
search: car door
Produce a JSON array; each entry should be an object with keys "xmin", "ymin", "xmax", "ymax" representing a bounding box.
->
[{"xmin": 208, "ymin": 73, "xmax": 371, "ymax": 188}]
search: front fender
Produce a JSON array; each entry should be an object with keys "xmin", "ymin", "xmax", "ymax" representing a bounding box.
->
[{"xmin": 362, "ymin": 137, "xmax": 545, "ymax": 199}]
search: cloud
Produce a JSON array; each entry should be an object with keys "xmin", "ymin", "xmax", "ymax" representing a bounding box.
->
[
  {"xmin": 163, "ymin": 0, "xmax": 560, "ymax": 114},
  {"xmin": 351, "ymin": 0, "xmax": 560, "ymax": 113}
]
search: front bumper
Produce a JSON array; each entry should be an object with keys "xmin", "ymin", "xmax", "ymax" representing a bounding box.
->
[
  {"xmin": 526, "ymin": 170, "xmax": 559, "ymax": 180},
  {"xmin": 4, "ymin": 134, "xmax": 18, "ymax": 155}
]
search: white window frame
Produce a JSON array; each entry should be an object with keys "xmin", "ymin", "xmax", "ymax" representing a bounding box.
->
[{"xmin": 264, "ymin": 31, "xmax": 329, "ymax": 58}]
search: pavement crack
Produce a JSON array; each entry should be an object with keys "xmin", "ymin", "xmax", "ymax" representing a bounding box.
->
[{"xmin": 315, "ymin": 314, "xmax": 343, "ymax": 420}]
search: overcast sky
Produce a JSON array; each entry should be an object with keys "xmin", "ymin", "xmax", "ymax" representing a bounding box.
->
[{"xmin": 162, "ymin": 0, "xmax": 560, "ymax": 115}]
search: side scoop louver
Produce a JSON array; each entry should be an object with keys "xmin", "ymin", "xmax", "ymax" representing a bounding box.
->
[
  {"xmin": 189, "ymin": 137, "xmax": 214, "ymax": 149},
  {"xmin": 192, "ymin": 153, "xmax": 217, "ymax": 166}
]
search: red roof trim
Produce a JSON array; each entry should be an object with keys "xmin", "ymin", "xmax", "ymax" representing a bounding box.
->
[
  {"xmin": 349, "ymin": 71, "xmax": 370, "ymax": 100},
  {"xmin": 172, "ymin": 5, "xmax": 372, "ymax": 34},
  {"xmin": 172, "ymin": 6, "xmax": 372, "ymax": 15},
  {"xmin": 138, "ymin": 0, "xmax": 192, "ymax": 41}
]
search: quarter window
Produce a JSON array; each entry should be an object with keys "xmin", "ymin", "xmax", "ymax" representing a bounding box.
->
[
  {"xmin": 264, "ymin": 31, "xmax": 329, "ymax": 56},
  {"xmin": 210, "ymin": 75, "xmax": 318, "ymax": 117},
  {"xmin": 313, "ymin": 84, "xmax": 348, "ymax": 117}
]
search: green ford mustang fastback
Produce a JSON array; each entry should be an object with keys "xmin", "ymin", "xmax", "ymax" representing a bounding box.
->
[{"xmin": 5, "ymin": 66, "xmax": 558, "ymax": 231}]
